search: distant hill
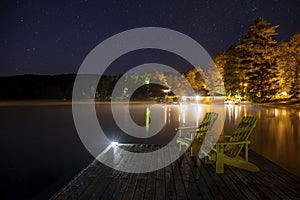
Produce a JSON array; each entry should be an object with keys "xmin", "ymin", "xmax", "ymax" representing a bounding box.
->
[
  {"xmin": 0, "ymin": 74, "xmax": 166, "ymax": 100},
  {"xmin": 0, "ymin": 74, "xmax": 76, "ymax": 100}
]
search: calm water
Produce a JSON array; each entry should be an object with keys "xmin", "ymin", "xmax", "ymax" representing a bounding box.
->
[
  {"xmin": 223, "ymin": 104, "xmax": 300, "ymax": 178},
  {"xmin": 0, "ymin": 102, "xmax": 299, "ymax": 199}
]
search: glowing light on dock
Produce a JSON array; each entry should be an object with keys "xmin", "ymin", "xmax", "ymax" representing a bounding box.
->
[{"xmin": 111, "ymin": 141, "xmax": 119, "ymax": 146}]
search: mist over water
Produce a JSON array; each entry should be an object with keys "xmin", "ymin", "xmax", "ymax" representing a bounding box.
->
[{"xmin": 0, "ymin": 102, "xmax": 299, "ymax": 198}]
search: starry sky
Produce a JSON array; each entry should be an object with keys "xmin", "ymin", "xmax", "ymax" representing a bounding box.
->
[{"xmin": 1, "ymin": 0, "xmax": 300, "ymax": 76}]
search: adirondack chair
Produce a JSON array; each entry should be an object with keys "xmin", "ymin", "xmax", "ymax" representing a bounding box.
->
[
  {"xmin": 202, "ymin": 116, "xmax": 259, "ymax": 174},
  {"xmin": 176, "ymin": 112, "xmax": 218, "ymax": 157}
]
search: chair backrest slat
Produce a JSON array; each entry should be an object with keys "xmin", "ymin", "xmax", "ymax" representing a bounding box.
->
[
  {"xmin": 195, "ymin": 112, "xmax": 218, "ymax": 140},
  {"xmin": 225, "ymin": 116, "xmax": 257, "ymax": 158}
]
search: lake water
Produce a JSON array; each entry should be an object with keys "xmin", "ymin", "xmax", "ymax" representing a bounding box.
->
[{"xmin": 0, "ymin": 102, "xmax": 299, "ymax": 199}]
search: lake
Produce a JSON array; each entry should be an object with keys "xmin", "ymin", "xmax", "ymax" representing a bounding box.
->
[{"xmin": 0, "ymin": 102, "xmax": 299, "ymax": 199}]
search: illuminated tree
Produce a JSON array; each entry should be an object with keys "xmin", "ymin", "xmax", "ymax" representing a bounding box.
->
[
  {"xmin": 275, "ymin": 41, "xmax": 293, "ymax": 98},
  {"xmin": 151, "ymin": 71, "xmax": 169, "ymax": 88},
  {"xmin": 213, "ymin": 51, "xmax": 227, "ymax": 81},
  {"xmin": 186, "ymin": 68, "xmax": 206, "ymax": 91},
  {"xmin": 186, "ymin": 66, "xmax": 225, "ymax": 96},
  {"xmin": 288, "ymin": 31, "xmax": 300, "ymax": 99},
  {"xmin": 236, "ymin": 17, "xmax": 280, "ymax": 102},
  {"xmin": 171, "ymin": 73, "xmax": 194, "ymax": 96},
  {"xmin": 222, "ymin": 45, "xmax": 245, "ymax": 97}
]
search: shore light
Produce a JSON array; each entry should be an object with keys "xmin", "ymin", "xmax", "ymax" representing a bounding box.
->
[
  {"xmin": 111, "ymin": 141, "xmax": 119, "ymax": 146},
  {"xmin": 162, "ymin": 89, "xmax": 171, "ymax": 93}
]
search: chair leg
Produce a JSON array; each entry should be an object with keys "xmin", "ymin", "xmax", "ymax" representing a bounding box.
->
[
  {"xmin": 204, "ymin": 156, "xmax": 213, "ymax": 164},
  {"xmin": 216, "ymin": 148, "xmax": 225, "ymax": 173},
  {"xmin": 191, "ymin": 146, "xmax": 198, "ymax": 157},
  {"xmin": 216, "ymin": 160, "xmax": 224, "ymax": 173}
]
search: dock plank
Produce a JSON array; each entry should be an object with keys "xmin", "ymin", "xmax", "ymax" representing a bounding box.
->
[
  {"xmin": 155, "ymin": 146, "xmax": 166, "ymax": 200},
  {"xmin": 179, "ymin": 151, "xmax": 203, "ymax": 199},
  {"xmin": 171, "ymin": 154, "xmax": 188, "ymax": 200},
  {"xmin": 144, "ymin": 145, "xmax": 158, "ymax": 200},
  {"xmin": 51, "ymin": 144, "xmax": 300, "ymax": 200}
]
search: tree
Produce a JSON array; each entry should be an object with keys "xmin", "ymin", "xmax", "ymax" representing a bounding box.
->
[
  {"xmin": 186, "ymin": 68, "xmax": 206, "ymax": 91},
  {"xmin": 222, "ymin": 45, "xmax": 245, "ymax": 97},
  {"xmin": 213, "ymin": 51, "xmax": 227, "ymax": 81},
  {"xmin": 151, "ymin": 71, "xmax": 169, "ymax": 88},
  {"xmin": 236, "ymin": 17, "xmax": 280, "ymax": 102},
  {"xmin": 186, "ymin": 66, "xmax": 225, "ymax": 96},
  {"xmin": 275, "ymin": 41, "xmax": 293, "ymax": 98},
  {"xmin": 288, "ymin": 31, "xmax": 300, "ymax": 99},
  {"xmin": 171, "ymin": 73, "xmax": 194, "ymax": 96},
  {"xmin": 199, "ymin": 67, "xmax": 225, "ymax": 95}
]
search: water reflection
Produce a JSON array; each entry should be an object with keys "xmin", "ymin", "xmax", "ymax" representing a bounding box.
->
[
  {"xmin": 224, "ymin": 104, "xmax": 300, "ymax": 177},
  {"xmin": 1, "ymin": 102, "xmax": 299, "ymax": 198},
  {"xmin": 107, "ymin": 103, "xmax": 299, "ymax": 176},
  {"xmin": 145, "ymin": 107, "xmax": 150, "ymax": 131},
  {"xmin": 179, "ymin": 103, "xmax": 204, "ymax": 126},
  {"xmin": 176, "ymin": 103, "xmax": 300, "ymax": 176}
]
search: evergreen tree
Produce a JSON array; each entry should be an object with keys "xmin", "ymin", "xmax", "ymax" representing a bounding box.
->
[
  {"xmin": 186, "ymin": 66, "xmax": 225, "ymax": 96},
  {"xmin": 236, "ymin": 17, "xmax": 280, "ymax": 102},
  {"xmin": 151, "ymin": 71, "xmax": 169, "ymax": 88},
  {"xmin": 212, "ymin": 51, "xmax": 227, "ymax": 81},
  {"xmin": 186, "ymin": 68, "xmax": 206, "ymax": 91},
  {"xmin": 223, "ymin": 45, "xmax": 245, "ymax": 97},
  {"xmin": 275, "ymin": 41, "xmax": 293, "ymax": 98},
  {"xmin": 288, "ymin": 31, "xmax": 300, "ymax": 99}
]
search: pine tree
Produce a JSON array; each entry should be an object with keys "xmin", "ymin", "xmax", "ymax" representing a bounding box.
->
[
  {"xmin": 186, "ymin": 68, "xmax": 206, "ymax": 91},
  {"xmin": 288, "ymin": 31, "xmax": 300, "ymax": 99},
  {"xmin": 223, "ymin": 45, "xmax": 245, "ymax": 98},
  {"xmin": 275, "ymin": 41, "xmax": 293, "ymax": 98},
  {"xmin": 213, "ymin": 51, "xmax": 227, "ymax": 81},
  {"xmin": 236, "ymin": 17, "xmax": 280, "ymax": 102}
]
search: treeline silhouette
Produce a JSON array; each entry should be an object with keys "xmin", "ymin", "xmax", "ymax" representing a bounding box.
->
[
  {"xmin": 0, "ymin": 74, "xmax": 166, "ymax": 100},
  {"xmin": 2, "ymin": 18, "xmax": 299, "ymax": 102},
  {"xmin": 0, "ymin": 74, "xmax": 76, "ymax": 99}
]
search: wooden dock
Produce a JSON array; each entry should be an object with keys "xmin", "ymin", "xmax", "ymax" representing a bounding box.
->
[{"xmin": 51, "ymin": 144, "xmax": 300, "ymax": 200}]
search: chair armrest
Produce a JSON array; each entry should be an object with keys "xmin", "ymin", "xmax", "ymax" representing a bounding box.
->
[
  {"xmin": 216, "ymin": 140, "xmax": 251, "ymax": 146},
  {"xmin": 176, "ymin": 126, "xmax": 198, "ymax": 131},
  {"xmin": 176, "ymin": 120, "xmax": 213, "ymax": 131},
  {"xmin": 204, "ymin": 135, "xmax": 231, "ymax": 139},
  {"xmin": 218, "ymin": 135, "xmax": 232, "ymax": 138},
  {"xmin": 177, "ymin": 127, "xmax": 208, "ymax": 138}
]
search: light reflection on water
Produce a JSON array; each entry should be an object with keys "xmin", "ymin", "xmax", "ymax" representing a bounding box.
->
[
  {"xmin": 147, "ymin": 103, "xmax": 300, "ymax": 177},
  {"xmin": 0, "ymin": 103, "xmax": 299, "ymax": 199},
  {"xmin": 223, "ymin": 104, "xmax": 300, "ymax": 177},
  {"xmin": 249, "ymin": 105, "xmax": 300, "ymax": 177}
]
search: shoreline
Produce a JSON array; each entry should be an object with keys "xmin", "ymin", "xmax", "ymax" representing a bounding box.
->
[
  {"xmin": 0, "ymin": 100, "xmax": 158, "ymax": 107},
  {"xmin": 259, "ymin": 101, "xmax": 300, "ymax": 109},
  {"xmin": 0, "ymin": 99, "xmax": 300, "ymax": 109}
]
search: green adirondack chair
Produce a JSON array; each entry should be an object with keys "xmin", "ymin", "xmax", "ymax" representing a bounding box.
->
[
  {"xmin": 202, "ymin": 116, "xmax": 259, "ymax": 174},
  {"xmin": 176, "ymin": 112, "xmax": 218, "ymax": 157}
]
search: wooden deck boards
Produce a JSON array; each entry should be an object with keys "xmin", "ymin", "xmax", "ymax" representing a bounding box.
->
[{"xmin": 51, "ymin": 144, "xmax": 300, "ymax": 200}]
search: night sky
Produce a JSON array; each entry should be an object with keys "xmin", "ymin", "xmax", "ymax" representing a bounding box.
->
[{"xmin": 1, "ymin": 0, "xmax": 300, "ymax": 76}]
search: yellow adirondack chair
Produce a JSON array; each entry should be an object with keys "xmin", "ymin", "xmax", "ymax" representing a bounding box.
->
[
  {"xmin": 176, "ymin": 112, "xmax": 218, "ymax": 156},
  {"xmin": 202, "ymin": 116, "xmax": 259, "ymax": 174}
]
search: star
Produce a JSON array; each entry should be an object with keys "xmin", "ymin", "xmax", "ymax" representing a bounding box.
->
[
  {"xmin": 0, "ymin": 0, "xmax": 299, "ymax": 76},
  {"xmin": 251, "ymin": 7, "xmax": 257, "ymax": 12}
]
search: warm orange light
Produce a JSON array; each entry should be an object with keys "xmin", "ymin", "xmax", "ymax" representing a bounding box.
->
[{"xmin": 162, "ymin": 89, "xmax": 171, "ymax": 93}]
